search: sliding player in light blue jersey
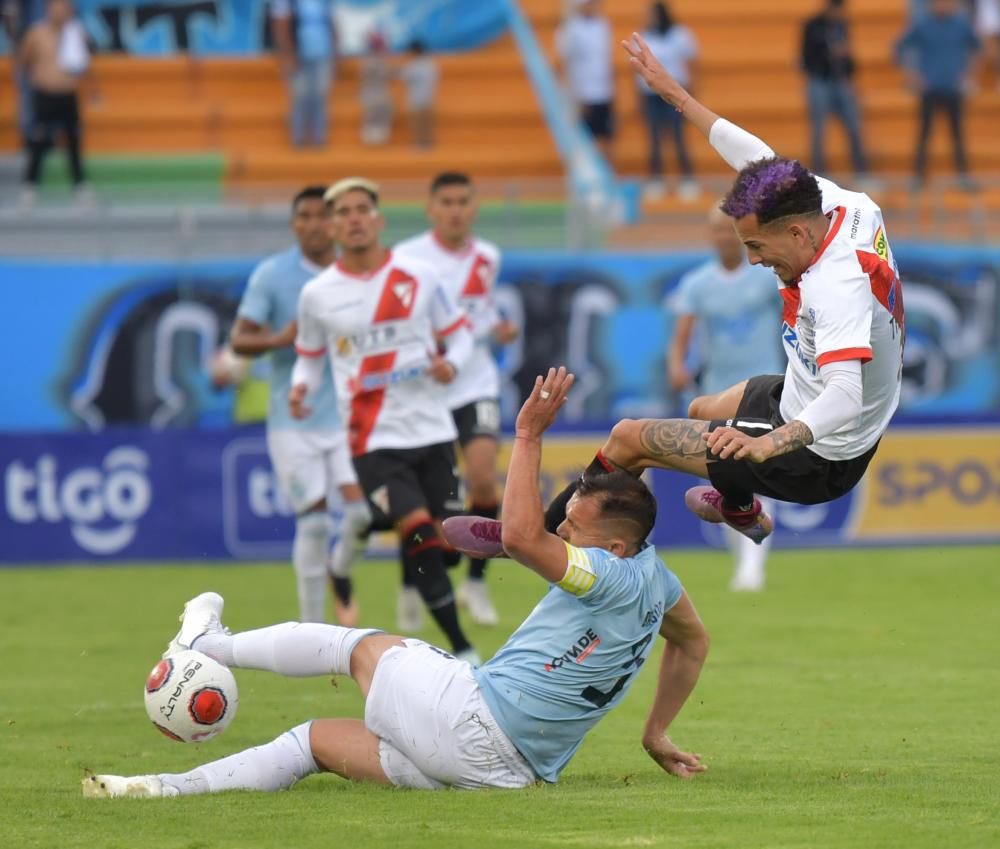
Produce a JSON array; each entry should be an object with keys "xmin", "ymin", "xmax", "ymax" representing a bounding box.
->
[
  {"xmin": 226, "ymin": 186, "xmax": 370, "ymax": 626},
  {"xmin": 84, "ymin": 368, "xmax": 710, "ymax": 798}
]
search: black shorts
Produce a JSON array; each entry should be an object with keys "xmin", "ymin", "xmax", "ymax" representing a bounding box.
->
[
  {"xmin": 706, "ymin": 375, "xmax": 879, "ymax": 505},
  {"xmin": 581, "ymin": 101, "xmax": 615, "ymax": 139},
  {"xmin": 452, "ymin": 398, "xmax": 501, "ymax": 447},
  {"xmin": 352, "ymin": 442, "xmax": 464, "ymax": 525}
]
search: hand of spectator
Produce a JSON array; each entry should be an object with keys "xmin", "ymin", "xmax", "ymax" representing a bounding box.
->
[{"xmin": 904, "ymin": 69, "xmax": 923, "ymax": 93}]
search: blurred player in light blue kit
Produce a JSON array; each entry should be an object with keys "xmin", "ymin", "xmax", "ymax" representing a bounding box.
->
[
  {"xmin": 668, "ymin": 205, "xmax": 782, "ymax": 590},
  {"xmin": 223, "ymin": 186, "xmax": 370, "ymax": 625},
  {"xmin": 84, "ymin": 368, "xmax": 710, "ymax": 797}
]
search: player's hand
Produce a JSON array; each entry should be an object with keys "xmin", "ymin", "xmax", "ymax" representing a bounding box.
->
[
  {"xmin": 642, "ymin": 735, "xmax": 706, "ymax": 780},
  {"xmin": 428, "ymin": 354, "xmax": 457, "ymax": 384},
  {"xmin": 703, "ymin": 427, "xmax": 773, "ymax": 463},
  {"xmin": 622, "ymin": 32, "xmax": 686, "ymax": 106},
  {"xmin": 492, "ymin": 319, "xmax": 519, "ymax": 346},
  {"xmin": 288, "ymin": 383, "xmax": 311, "ymax": 420},
  {"xmin": 272, "ymin": 320, "xmax": 298, "ymax": 349},
  {"xmin": 668, "ymin": 361, "xmax": 692, "ymax": 393},
  {"xmin": 515, "ymin": 366, "xmax": 575, "ymax": 439}
]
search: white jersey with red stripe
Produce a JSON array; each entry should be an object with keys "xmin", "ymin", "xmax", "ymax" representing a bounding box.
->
[
  {"xmin": 778, "ymin": 176, "xmax": 905, "ymax": 461},
  {"xmin": 295, "ymin": 251, "xmax": 467, "ymax": 456},
  {"xmin": 394, "ymin": 231, "xmax": 503, "ymax": 409}
]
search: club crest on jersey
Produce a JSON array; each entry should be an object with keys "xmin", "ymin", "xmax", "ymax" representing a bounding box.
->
[
  {"xmin": 335, "ymin": 337, "xmax": 352, "ymax": 356},
  {"xmin": 393, "ymin": 280, "xmax": 415, "ymax": 310}
]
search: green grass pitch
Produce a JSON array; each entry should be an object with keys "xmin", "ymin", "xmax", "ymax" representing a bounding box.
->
[{"xmin": 2, "ymin": 546, "xmax": 998, "ymax": 849}]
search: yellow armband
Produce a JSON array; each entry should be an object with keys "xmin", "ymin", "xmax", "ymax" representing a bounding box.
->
[{"xmin": 556, "ymin": 542, "xmax": 597, "ymax": 596}]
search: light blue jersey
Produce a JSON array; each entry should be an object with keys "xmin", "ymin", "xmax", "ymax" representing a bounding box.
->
[
  {"xmin": 473, "ymin": 543, "xmax": 683, "ymax": 783},
  {"xmin": 671, "ymin": 259, "xmax": 784, "ymax": 394},
  {"xmin": 237, "ymin": 246, "xmax": 339, "ymax": 431}
]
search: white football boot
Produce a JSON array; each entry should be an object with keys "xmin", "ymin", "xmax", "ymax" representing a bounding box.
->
[
  {"xmin": 163, "ymin": 591, "xmax": 229, "ymax": 658},
  {"xmin": 456, "ymin": 580, "xmax": 499, "ymax": 627},
  {"xmin": 82, "ymin": 773, "xmax": 178, "ymax": 799},
  {"xmin": 396, "ymin": 586, "xmax": 425, "ymax": 632}
]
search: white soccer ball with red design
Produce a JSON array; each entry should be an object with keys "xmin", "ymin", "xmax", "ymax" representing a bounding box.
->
[{"xmin": 144, "ymin": 649, "xmax": 238, "ymax": 743}]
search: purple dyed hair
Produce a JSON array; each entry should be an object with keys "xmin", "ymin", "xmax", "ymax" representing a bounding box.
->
[{"xmin": 720, "ymin": 156, "xmax": 822, "ymax": 225}]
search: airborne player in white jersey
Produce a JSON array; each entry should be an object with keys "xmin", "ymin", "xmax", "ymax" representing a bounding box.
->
[
  {"xmin": 449, "ymin": 33, "xmax": 906, "ymax": 556},
  {"xmin": 289, "ymin": 177, "xmax": 479, "ymax": 664},
  {"xmin": 395, "ymin": 172, "xmax": 518, "ymax": 628}
]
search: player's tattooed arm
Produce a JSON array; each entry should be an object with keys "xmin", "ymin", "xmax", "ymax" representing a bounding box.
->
[
  {"xmin": 763, "ymin": 420, "xmax": 814, "ymax": 457},
  {"xmin": 638, "ymin": 419, "xmax": 711, "ymax": 464}
]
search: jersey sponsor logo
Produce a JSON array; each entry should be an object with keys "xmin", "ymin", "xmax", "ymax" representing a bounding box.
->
[
  {"xmin": 347, "ymin": 363, "xmax": 425, "ymax": 393},
  {"xmin": 849, "ymin": 207, "xmax": 863, "ymax": 240},
  {"xmin": 544, "ymin": 627, "xmax": 601, "ymax": 671},
  {"xmin": 873, "ymin": 227, "xmax": 888, "ymax": 263},
  {"xmin": 781, "ymin": 322, "xmax": 818, "ymax": 376}
]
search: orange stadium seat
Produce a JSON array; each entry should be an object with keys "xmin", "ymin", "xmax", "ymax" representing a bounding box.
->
[{"xmin": 1, "ymin": 0, "xmax": 996, "ymax": 197}]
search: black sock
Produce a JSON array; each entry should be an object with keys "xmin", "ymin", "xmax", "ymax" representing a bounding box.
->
[
  {"xmin": 543, "ymin": 452, "xmax": 615, "ymax": 533},
  {"xmin": 331, "ymin": 577, "xmax": 352, "ymax": 605},
  {"xmin": 402, "ymin": 522, "xmax": 471, "ymax": 653},
  {"xmin": 467, "ymin": 502, "xmax": 499, "ymax": 579}
]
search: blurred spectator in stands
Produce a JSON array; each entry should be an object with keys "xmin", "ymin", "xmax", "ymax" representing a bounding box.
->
[
  {"xmin": 17, "ymin": 0, "xmax": 96, "ymax": 209},
  {"xmin": 896, "ymin": 0, "xmax": 981, "ymax": 191},
  {"xmin": 634, "ymin": 2, "xmax": 699, "ymax": 201},
  {"xmin": 270, "ymin": 0, "xmax": 337, "ymax": 148},
  {"xmin": 401, "ymin": 40, "xmax": 438, "ymax": 149},
  {"xmin": 801, "ymin": 0, "xmax": 872, "ymax": 183},
  {"xmin": 556, "ymin": 0, "xmax": 615, "ymax": 162},
  {"xmin": 3, "ymin": 0, "xmax": 46, "ymax": 148},
  {"xmin": 360, "ymin": 30, "xmax": 393, "ymax": 144},
  {"xmin": 975, "ymin": 0, "xmax": 1000, "ymax": 82}
]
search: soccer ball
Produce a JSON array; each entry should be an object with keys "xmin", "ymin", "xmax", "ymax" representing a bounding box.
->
[{"xmin": 144, "ymin": 649, "xmax": 238, "ymax": 743}]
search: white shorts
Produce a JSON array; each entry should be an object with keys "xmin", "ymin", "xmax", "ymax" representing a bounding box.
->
[
  {"xmin": 364, "ymin": 640, "xmax": 537, "ymax": 790},
  {"xmin": 267, "ymin": 429, "xmax": 357, "ymax": 515}
]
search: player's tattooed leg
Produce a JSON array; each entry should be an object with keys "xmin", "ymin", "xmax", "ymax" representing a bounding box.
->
[{"xmin": 637, "ymin": 418, "xmax": 711, "ymax": 470}]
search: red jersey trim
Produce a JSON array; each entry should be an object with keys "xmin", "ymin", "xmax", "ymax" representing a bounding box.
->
[
  {"xmin": 335, "ymin": 249, "xmax": 393, "ymax": 280},
  {"xmin": 295, "ymin": 344, "xmax": 326, "ymax": 357},
  {"xmin": 807, "ymin": 206, "xmax": 847, "ymax": 270},
  {"xmin": 816, "ymin": 347, "xmax": 873, "ymax": 367},
  {"xmin": 438, "ymin": 316, "xmax": 470, "ymax": 337}
]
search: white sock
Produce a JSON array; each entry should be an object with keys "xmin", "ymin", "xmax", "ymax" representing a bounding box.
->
[
  {"xmin": 197, "ymin": 622, "xmax": 379, "ymax": 677},
  {"xmin": 293, "ymin": 512, "xmax": 333, "ymax": 622},
  {"xmin": 329, "ymin": 499, "xmax": 371, "ymax": 579},
  {"xmin": 159, "ymin": 722, "xmax": 317, "ymax": 795}
]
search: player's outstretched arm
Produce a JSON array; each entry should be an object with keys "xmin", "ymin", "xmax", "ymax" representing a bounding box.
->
[
  {"xmin": 500, "ymin": 367, "xmax": 576, "ymax": 582},
  {"xmin": 622, "ymin": 32, "xmax": 775, "ymax": 171},
  {"xmin": 643, "ymin": 592, "xmax": 709, "ymax": 779}
]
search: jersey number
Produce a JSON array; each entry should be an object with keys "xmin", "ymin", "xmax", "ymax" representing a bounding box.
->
[{"xmin": 580, "ymin": 632, "xmax": 653, "ymax": 709}]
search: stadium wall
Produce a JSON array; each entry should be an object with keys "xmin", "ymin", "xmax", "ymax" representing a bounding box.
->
[
  {"xmin": 1, "ymin": 247, "xmax": 997, "ymax": 432},
  {"xmin": 2, "ymin": 246, "xmax": 999, "ymax": 562}
]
